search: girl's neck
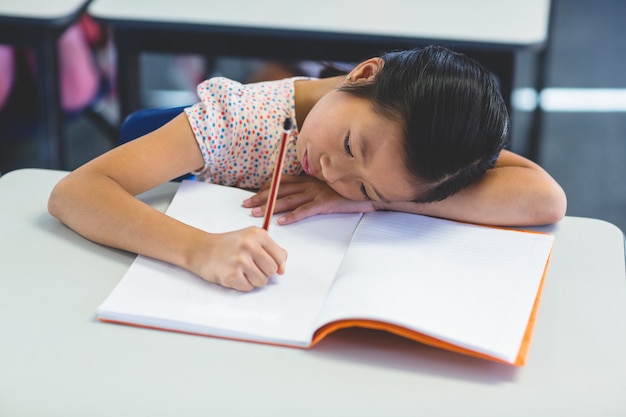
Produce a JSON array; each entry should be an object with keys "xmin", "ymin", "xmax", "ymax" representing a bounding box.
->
[{"xmin": 294, "ymin": 75, "xmax": 344, "ymax": 127}]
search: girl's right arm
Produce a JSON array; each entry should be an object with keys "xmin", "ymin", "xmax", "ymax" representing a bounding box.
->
[{"xmin": 48, "ymin": 113, "xmax": 286, "ymax": 291}]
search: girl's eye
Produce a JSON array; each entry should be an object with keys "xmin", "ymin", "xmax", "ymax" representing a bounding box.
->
[
  {"xmin": 360, "ymin": 183, "xmax": 371, "ymax": 201},
  {"xmin": 343, "ymin": 134, "xmax": 354, "ymax": 157},
  {"xmin": 343, "ymin": 133, "xmax": 369, "ymax": 200}
]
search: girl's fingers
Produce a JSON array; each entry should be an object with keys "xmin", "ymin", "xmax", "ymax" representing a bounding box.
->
[
  {"xmin": 246, "ymin": 187, "xmax": 315, "ymax": 216},
  {"xmin": 277, "ymin": 202, "xmax": 322, "ymax": 225},
  {"xmin": 243, "ymin": 176, "xmax": 316, "ymax": 208}
]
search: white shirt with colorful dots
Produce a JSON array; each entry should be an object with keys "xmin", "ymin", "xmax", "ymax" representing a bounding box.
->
[{"xmin": 184, "ymin": 76, "xmax": 308, "ymax": 189}]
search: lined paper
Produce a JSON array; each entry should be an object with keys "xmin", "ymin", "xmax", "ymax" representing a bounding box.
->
[{"xmin": 315, "ymin": 212, "xmax": 554, "ymax": 363}]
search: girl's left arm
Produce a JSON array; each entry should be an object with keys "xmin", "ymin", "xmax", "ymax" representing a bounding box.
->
[
  {"xmin": 245, "ymin": 150, "xmax": 567, "ymax": 227},
  {"xmin": 378, "ymin": 150, "xmax": 567, "ymax": 226}
]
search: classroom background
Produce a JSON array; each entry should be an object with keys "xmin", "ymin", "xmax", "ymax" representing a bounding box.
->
[{"xmin": 1, "ymin": 0, "xmax": 624, "ymax": 233}]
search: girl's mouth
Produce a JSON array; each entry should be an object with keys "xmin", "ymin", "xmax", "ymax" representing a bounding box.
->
[{"xmin": 302, "ymin": 150, "xmax": 313, "ymax": 176}]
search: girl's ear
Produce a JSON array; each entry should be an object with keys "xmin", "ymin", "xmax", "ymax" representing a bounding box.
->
[{"xmin": 345, "ymin": 58, "xmax": 384, "ymax": 83}]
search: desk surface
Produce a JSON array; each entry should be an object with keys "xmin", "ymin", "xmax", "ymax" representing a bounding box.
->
[
  {"xmin": 1, "ymin": 168, "xmax": 625, "ymax": 417},
  {"xmin": 89, "ymin": 0, "xmax": 550, "ymax": 47}
]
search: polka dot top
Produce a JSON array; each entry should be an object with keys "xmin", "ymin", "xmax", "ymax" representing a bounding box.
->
[{"xmin": 184, "ymin": 76, "xmax": 308, "ymax": 189}]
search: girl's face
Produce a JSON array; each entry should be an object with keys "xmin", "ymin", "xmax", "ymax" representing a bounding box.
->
[{"xmin": 296, "ymin": 90, "xmax": 417, "ymax": 203}]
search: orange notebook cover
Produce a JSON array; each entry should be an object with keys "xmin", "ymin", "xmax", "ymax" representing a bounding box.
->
[{"xmin": 98, "ymin": 181, "xmax": 554, "ymax": 366}]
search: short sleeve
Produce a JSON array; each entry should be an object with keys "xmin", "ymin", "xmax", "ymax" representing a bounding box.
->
[{"xmin": 184, "ymin": 77, "xmax": 304, "ymax": 189}]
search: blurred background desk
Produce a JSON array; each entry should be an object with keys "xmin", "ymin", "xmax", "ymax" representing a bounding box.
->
[
  {"xmin": 1, "ymin": 168, "xmax": 625, "ymax": 416},
  {"xmin": 89, "ymin": 0, "xmax": 551, "ymax": 153},
  {"xmin": 2, "ymin": 0, "xmax": 624, "ymax": 258},
  {"xmin": 0, "ymin": 0, "xmax": 91, "ymax": 169}
]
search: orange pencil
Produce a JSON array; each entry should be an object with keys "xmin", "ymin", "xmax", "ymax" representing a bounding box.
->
[{"xmin": 262, "ymin": 117, "xmax": 292, "ymax": 231}]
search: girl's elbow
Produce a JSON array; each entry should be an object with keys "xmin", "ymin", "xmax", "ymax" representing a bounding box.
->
[
  {"xmin": 48, "ymin": 183, "xmax": 64, "ymax": 220},
  {"xmin": 48, "ymin": 176, "xmax": 73, "ymax": 221},
  {"xmin": 536, "ymin": 185, "xmax": 567, "ymax": 225},
  {"xmin": 554, "ymin": 189, "xmax": 568, "ymax": 222}
]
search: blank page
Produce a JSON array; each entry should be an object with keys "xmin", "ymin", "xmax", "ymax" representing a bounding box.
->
[{"xmin": 98, "ymin": 181, "xmax": 361, "ymax": 346}]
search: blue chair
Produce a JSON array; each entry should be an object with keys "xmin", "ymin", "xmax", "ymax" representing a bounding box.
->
[
  {"xmin": 118, "ymin": 105, "xmax": 193, "ymax": 181},
  {"xmin": 118, "ymin": 105, "xmax": 188, "ymax": 145}
]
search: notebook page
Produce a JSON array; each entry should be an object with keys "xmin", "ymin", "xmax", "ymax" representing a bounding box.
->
[
  {"xmin": 98, "ymin": 181, "xmax": 361, "ymax": 346},
  {"xmin": 314, "ymin": 211, "xmax": 554, "ymax": 363}
]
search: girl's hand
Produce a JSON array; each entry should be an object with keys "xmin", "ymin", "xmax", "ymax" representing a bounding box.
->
[
  {"xmin": 191, "ymin": 227, "xmax": 287, "ymax": 292},
  {"xmin": 243, "ymin": 175, "xmax": 375, "ymax": 225}
]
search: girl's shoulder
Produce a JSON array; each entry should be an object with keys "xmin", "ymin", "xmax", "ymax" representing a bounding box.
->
[{"xmin": 196, "ymin": 76, "xmax": 312, "ymax": 98}]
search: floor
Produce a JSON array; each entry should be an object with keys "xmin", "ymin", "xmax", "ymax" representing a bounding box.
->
[{"xmin": 1, "ymin": 0, "xmax": 624, "ymax": 234}]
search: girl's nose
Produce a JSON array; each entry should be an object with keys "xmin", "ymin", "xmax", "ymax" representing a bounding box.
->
[{"xmin": 320, "ymin": 154, "xmax": 342, "ymax": 184}]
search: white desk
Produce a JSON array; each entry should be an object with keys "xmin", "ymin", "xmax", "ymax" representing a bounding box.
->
[
  {"xmin": 1, "ymin": 168, "xmax": 625, "ymax": 416},
  {"xmin": 88, "ymin": 0, "xmax": 551, "ymax": 159},
  {"xmin": 0, "ymin": 1, "xmax": 91, "ymax": 169}
]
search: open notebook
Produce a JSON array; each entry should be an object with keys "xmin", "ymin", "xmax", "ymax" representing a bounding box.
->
[{"xmin": 98, "ymin": 180, "xmax": 554, "ymax": 366}]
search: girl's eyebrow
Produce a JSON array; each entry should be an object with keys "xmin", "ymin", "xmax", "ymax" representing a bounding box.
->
[
  {"xmin": 358, "ymin": 135, "xmax": 391, "ymax": 203},
  {"xmin": 359, "ymin": 134, "xmax": 369, "ymax": 163}
]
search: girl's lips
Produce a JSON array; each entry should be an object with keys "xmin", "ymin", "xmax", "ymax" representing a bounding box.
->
[{"xmin": 302, "ymin": 150, "xmax": 313, "ymax": 176}]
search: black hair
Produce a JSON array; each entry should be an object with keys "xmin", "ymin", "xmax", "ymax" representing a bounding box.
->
[{"xmin": 339, "ymin": 45, "xmax": 510, "ymax": 203}]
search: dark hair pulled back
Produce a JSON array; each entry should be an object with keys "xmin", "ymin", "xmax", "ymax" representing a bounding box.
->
[{"xmin": 339, "ymin": 45, "xmax": 510, "ymax": 202}]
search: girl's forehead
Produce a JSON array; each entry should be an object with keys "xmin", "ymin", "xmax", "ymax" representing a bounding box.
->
[{"xmin": 359, "ymin": 108, "xmax": 404, "ymax": 142}]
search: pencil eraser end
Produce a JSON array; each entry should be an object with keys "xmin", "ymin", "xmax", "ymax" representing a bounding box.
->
[{"xmin": 283, "ymin": 118, "xmax": 292, "ymax": 131}]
